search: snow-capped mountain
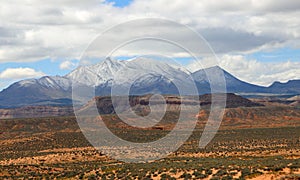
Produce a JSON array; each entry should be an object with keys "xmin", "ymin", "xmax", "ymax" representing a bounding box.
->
[
  {"xmin": 0, "ymin": 76, "xmax": 72, "ymax": 108},
  {"xmin": 67, "ymin": 57, "xmax": 192, "ymax": 88},
  {"xmin": 66, "ymin": 57, "xmax": 125, "ymax": 87},
  {"xmin": 0, "ymin": 57, "xmax": 299, "ymax": 108},
  {"xmin": 109, "ymin": 57, "xmax": 195, "ymax": 95}
]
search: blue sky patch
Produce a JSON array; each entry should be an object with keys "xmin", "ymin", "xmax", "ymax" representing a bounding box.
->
[
  {"xmin": 106, "ymin": 0, "xmax": 133, "ymax": 7},
  {"xmin": 246, "ymin": 48, "xmax": 300, "ymax": 62}
]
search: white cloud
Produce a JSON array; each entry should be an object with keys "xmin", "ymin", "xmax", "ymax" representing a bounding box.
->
[
  {"xmin": 1, "ymin": 0, "xmax": 300, "ymax": 62},
  {"xmin": 60, "ymin": 60, "xmax": 78, "ymax": 70},
  {"xmin": 187, "ymin": 55, "xmax": 300, "ymax": 86},
  {"xmin": 0, "ymin": 68, "xmax": 45, "ymax": 80},
  {"xmin": 0, "ymin": 0, "xmax": 299, "ymax": 86}
]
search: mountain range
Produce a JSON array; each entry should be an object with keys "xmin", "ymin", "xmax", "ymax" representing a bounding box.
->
[{"xmin": 0, "ymin": 57, "xmax": 299, "ymax": 108}]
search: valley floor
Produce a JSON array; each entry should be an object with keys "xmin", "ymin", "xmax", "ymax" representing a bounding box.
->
[{"xmin": 0, "ymin": 107, "xmax": 300, "ymax": 179}]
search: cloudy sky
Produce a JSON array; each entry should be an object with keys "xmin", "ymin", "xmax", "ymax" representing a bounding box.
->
[{"xmin": 0, "ymin": 0, "xmax": 300, "ymax": 90}]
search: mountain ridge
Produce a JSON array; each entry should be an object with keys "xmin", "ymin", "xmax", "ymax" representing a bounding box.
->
[{"xmin": 0, "ymin": 57, "xmax": 299, "ymax": 108}]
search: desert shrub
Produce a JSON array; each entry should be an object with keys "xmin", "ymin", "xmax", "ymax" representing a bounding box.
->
[
  {"xmin": 241, "ymin": 167, "xmax": 251, "ymax": 178},
  {"xmin": 196, "ymin": 173, "xmax": 208, "ymax": 179},
  {"xmin": 290, "ymin": 162, "xmax": 300, "ymax": 169},
  {"xmin": 161, "ymin": 173, "xmax": 169, "ymax": 179},
  {"xmin": 192, "ymin": 170, "xmax": 201, "ymax": 177},
  {"xmin": 87, "ymin": 174, "xmax": 96, "ymax": 180},
  {"xmin": 206, "ymin": 169, "xmax": 213, "ymax": 175},
  {"xmin": 170, "ymin": 169, "xmax": 177, "ymax": 174},
  {"xmin": 215, "ymin": 169, "xmax": 227, "ymax": 176},
  {"xmin": 221, "ymin": 175, "xmax": 233, "ymax": 180},
  {"xmin": 229, "ymin": 171, "xmax": 237, "ymax": 176},
  {"xmin": 109, "ymin": 174, "xmax": 115, "ymax": 180},
  {"xmin": 180, "ymin": 172, "xmax": 192, "ymax": 179},
  {"xmin": 246, "ymin": 170, "xmax": 263, "ymax": 179},
  {"xmin": 101, "ymin": 174, "xmax": 107, "ymax": 180},
  {"xmin": 210, "ymin": 176, "xmax": 220, "ymax": 180},
  {"xmin": 146, "ymin": 174, "xmax": 151, "ymax": 178}
]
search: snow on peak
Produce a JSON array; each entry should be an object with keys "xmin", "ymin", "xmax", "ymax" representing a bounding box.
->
[
  {"xmin": 17, "ymin": 79, "xmax": 37, "ymax": 87},
  {"xmin": 13, "ymin": 57, "xmax": 228, "ymax": 94},
  {"xmin": 15, "ymin": 76, "xmax": 70, "ymax": 91},
  {"xmin": 66, "ymin": 57, "xmax": 126, "ymax": 86},
  {"xmin": 36, "ymin": 76, "xmax": 70, "ymax": 90},
  {"xmin": 67, "ymin": 56, "xmax": 193, "ymax": 87}
]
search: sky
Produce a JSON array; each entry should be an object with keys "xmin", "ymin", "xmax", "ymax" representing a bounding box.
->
[{"xmin": 0, "ymin": 0, "xmax": 300, "ymax": 90}]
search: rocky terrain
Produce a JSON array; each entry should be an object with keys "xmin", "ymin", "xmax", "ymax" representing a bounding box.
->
[
  {"xmin": 0, "ymin": 106, "xmax": 74, "ymax": 119},
  {"xmin": 0, "ymin": 93, "xmax": 263, "ymax": 119},
  {"xmin": 80, "ymin": 93, "xmax": 263, "ymax": 115},
  {"xmin": 0, "ymin": 110, "xmax": 299, "ymax": 179},
  {"xmin": 251, "ymin": 94, "xmax": 300, "ymax": 107}
]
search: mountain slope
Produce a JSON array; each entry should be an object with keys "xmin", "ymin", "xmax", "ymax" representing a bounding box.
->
[
  {"xmin": 0, "ymin": 76, "xmax": 71, "ymax": 108},
  {"xmin": 192, "ymin": 66, "xmax": 266, "ymax": 93},
  {"xmin": 266, "ymin": 80, "xmax": 300, "ymax": 94},
  {"xmin": 0, "ymin": 57, "xmax": 299, "ymax": 108}
]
